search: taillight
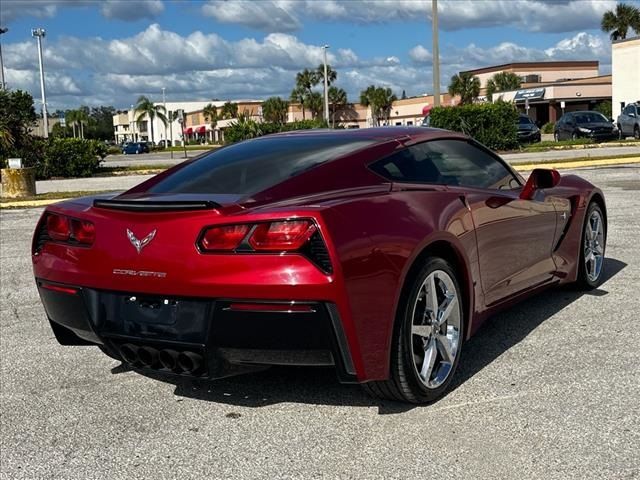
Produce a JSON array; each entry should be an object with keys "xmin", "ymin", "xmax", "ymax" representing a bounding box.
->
[
  {"xmin": 197, "ymin": 219, "xmax": 331, "ymax": 273},
  {"xmin": 42, "ymin": 213, "xmax": 95, "ymax": 247},
  {"xmin": 70, "ymin": 219, "xmax": 96, "ymax": 245},
  {"xmin": 200, "ymin": 224, "xmax": 250, "ymax": 251},
  {"xmin": 249, "ymin": 220, "xmax": 316, "ymax": 251},
  {"xmin": 46, "ymin": 213, "xmax": 70, "ymax": 241}
]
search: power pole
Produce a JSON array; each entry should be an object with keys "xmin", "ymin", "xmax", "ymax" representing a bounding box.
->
[
  {"xmin": 431, "ymin": 0, "xmax": 441, "ymax": 107},
  {"xmin": 322, "ymin": 45, "xmax": 330, "ymax": 125},
  {"xmin": 0, "ymin": 27, "xmax": 8, "ymax": 90},
  {"xmin": 32, "ymin": 28, "xmax": 49, "ymax": 137}
]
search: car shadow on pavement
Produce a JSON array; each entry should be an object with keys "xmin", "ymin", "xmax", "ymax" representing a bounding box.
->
[{"xmin": 136, "ymin": 257, "xmax": 626, "ymax": 414}]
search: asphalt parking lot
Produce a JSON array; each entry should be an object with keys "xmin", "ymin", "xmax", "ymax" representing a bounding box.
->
[{"xmin": 1, "ymin": 165, "xmax": 639, "ymax": 479}]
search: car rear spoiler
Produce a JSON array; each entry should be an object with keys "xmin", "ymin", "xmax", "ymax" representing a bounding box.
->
[{"xmin": 92, "ymin": 199, "xmax": 221, "ymax": 212}]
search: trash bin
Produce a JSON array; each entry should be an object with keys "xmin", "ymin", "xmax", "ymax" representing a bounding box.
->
[{"xmin": 1, "ymin": 158, "xmax": 37, "ymax": 198}]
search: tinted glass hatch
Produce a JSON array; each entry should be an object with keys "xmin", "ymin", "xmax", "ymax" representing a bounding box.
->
[{"xmin": 147, "ymin": 135, "xmax": 375, "ymax": 195}]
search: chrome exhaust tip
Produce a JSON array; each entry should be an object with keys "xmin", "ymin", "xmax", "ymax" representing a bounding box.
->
[
  {"xmin": 159, "ymin": 349, "xmax": 179, "ymax": 370},
  {"xmin": 177, "ymin": 351, "xmax": 203, "ymax": 373},
  {"xmin": 119, "ymin": 343, "xmax": 138, "ymax": 364},
  {"xmin": 137, "ymin": 346, "xmax": 159, "ymax": 368}
]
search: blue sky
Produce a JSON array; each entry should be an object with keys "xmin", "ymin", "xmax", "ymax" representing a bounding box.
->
[{"xmin": 0, "ymin": 0, "xmax": 629, "ymax": 110}]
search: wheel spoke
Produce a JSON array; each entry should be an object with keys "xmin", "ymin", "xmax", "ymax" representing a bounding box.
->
[
  {"xmin": 437, "ymin": 294, "xmax": 458, "ymax": 326},
  {"xmin": 436, "ymin": 334, "xmax": 454, "ymax": 363},
  {"xmin": 427, "ymin": 274, "xmax": 439, "ymax": 319},
  {"xmin": 412, "ymin": 324, "xmax": 430, "ymax": 338},
  {"xmin": 420, "ymin": 337, "xmax": 437, "ymax": 381}
]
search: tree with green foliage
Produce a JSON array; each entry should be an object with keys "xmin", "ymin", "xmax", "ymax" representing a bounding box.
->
[
  {"xmin": 296, "ymin": 68, "xmax": 320, "ymax": 96},
  {"xmin": 594, "ymin": 100, "xmax": 613, "ymax": 120},
  {"xmin": 306, "ymin": 91, "xmax": 324, "ymax": 119},
  {"xmin": 316, "ymin": 64, "xmax": 337, "ymax": 87},
  {"xmin": 202, "ymin": 103, "xmax": 218, "ymax": 139},
  {"xmin": 262, "ymin": 97, "xmax": 289, "ymax": 124},
  {"xmin": 448, "ymin": 72, "xmax": 481, "ymax": 105},
  {"xmin": 328, "ymin": 86, "xmax": 348, "ymax": 128},
  {"xmin": 290, "ymin": 86, "xmax": 307, "ymax": 120},
  {"xmin": 220, "ymin": 101, "xmax": 238, "ymax": 120},
  {"xmin": 601, "ymin": 3, "xmax": 640, "ymax": 40},
  {"xmin": 0, "ymin": 89, "xmax": 37, "ymax": 164},
  {"xmin": 134, "ymin": 95, "xmax": 167, "ymax": 144},
  {"xmin": 485, "ymin": 72, "xmax": 522, "ymax": 102},
  {"xmin": 360, "ymin": 85, "xmax": 398, "ymax": 126}
]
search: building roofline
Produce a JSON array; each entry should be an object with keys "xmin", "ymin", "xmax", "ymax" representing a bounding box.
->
[
  {"xmin": 461, "ymin": 60, "xmax": 599, "ymax": 75},
  {"xmin": 612, "ymin": 35, "xmax": 640, "ymax": 44}
]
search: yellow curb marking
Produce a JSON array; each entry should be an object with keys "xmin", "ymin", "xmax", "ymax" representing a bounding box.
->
[
  {"xmin": 513, "ymin": 156, "xmax": 640, "ymax": 171},
  {"xmin": 0, "ymin": 198, "xmax": 70, "ymax": 208}
]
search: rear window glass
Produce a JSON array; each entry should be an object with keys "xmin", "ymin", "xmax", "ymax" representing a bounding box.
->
[{"xmin": 148, "ymin": 135, "xmax": 375, "ymax": 195}]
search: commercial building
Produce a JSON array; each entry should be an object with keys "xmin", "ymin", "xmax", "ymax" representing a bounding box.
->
[
  {"xmin": 612, "ymin": 36, "xmax": 640, "ymax": 119},
  {"xmin": 463, "ymin": 61, "xmax": 611, "ymax": 125}
]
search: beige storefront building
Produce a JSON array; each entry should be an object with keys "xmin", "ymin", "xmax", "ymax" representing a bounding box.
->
[{"xmin": 612, "ymin": 36, "xmax": 640, "ymax": 119}]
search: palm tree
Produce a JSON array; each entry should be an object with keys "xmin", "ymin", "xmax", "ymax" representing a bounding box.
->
[
  {"xmin": 448, "ymin": 72, "xmax": 481, "ymax": 105},
  {"xmin": 66, "ymin": 109, "xmax": 79, "ymax": 138},
  {"xmin": 203, "ymin": 103, "xmax": 218, "ymax": 142},
  {"xmin": 76, "ymin": 106, "xmax": 90, "ymax": 139},
  {"xmin": 262, "ymin": 96, "xmax": 289, "ymax": 124},
  {"xmin": 220, "ymin": 101, "xmax": 238, "ymax": 120},
  {"xmin": 316, "ymin": 64, "xmax": 337, "ymax": 87},
  {"xmin": 485, "ymin": 72, "xmax": 521, "ymax": 101},
  {"xmin": 328, "ymin": 86, "xmax": 347, "ymax": 128},
  {"xmin": 290, "ymin": 86, "xmax": 307, "ymax": 120},
  {"xmin": 306, "ymin": 92, "xmax": 324, "ymax": 119},
  {"xmin": 134, "ymin": 95, "xmax": 167, "ymax": 144},
  {"xmin": 601, "ymin": 3, "xmax": 640, "ymax": 40},
  {"xmin": 360, "ymin": 85, "xmax": 397, "ymax": 126},
  {"xmin": 296, "ymin": 68, "xmax": 319, "ymax": 96}
]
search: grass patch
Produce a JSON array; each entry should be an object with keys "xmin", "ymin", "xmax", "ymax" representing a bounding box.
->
[
  {"xmin": 503, "ymin": 138, "xmax": 640, "ymax": 154},
  {"xmin": 98, "ymin": 164, "xmax": 174, "ymax": 176}
]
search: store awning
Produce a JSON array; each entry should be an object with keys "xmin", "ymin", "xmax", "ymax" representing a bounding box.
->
[
  {"xmin": 196, "ymin": 126, "xmax": 206, "ymax": 134},
  {"xmin": 422, "ymin": 105, "xmax": 432, "ymax": 115},
  {"xmin": 183, "ymin": 127, "xmax": 193, "ymax": 135}
]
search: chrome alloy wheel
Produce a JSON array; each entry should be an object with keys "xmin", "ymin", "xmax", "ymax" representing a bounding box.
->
[
  {"xmin": 410, "ymin": 270, "xmax": 461, "ymax": 389},
  {"xmin": 584, "ymin": 210, "xmax": 605, "ymax": 282}
]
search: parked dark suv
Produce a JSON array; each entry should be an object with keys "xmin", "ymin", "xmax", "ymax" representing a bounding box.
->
[
  {"xmin": 516, "ymin": 114, "xmax": 541, "ymax": 143},
  {"xmin": 616, "ymin": 102, "xmax": 640, "ymax": 139},
  {"xmin": 554, "ymin": 111, "xmax": 618, "ymax": 142}
]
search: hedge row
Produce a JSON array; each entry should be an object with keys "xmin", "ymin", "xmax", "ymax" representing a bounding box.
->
[
  {"xmin": 429, "ymin": 101, "xmax": 519, "ymax": 151},
  {"xmin": 1, "ymin": 137, "xmax": 108, "ymax": 180},
  {"xmin": 225, "ymin": 119, "xmax": 328, "ymax": 144}
]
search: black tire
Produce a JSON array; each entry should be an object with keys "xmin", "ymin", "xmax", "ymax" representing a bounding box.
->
[
  {"xmin": 571, "ymin": 132, "xmax": 578, "ymax": 140},
  {"xmin": 554, "ymin": 132, "xmax": 560, "ymax": 142},
  {"xmin": 634, "ymin": 125, "xmax": 639, "ymax": 140},
  {"xmin": 617, "ymin": 124, "xmax": 623, "ymax": 140},
  {"xmin": 575, "ymin": 202, "xmax": 606, "ymax": 290},
  {"xmin": 362, "ymin": 257, "xmax": 465, "ymax": 404}
]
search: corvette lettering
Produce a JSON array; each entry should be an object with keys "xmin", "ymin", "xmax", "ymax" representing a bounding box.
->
[{"xmin": 113, "ymin": 269, "xmax": 167, "ymax": 278}]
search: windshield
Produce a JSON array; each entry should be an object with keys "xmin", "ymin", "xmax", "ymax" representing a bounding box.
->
[
  {"xmin": 147, "ymin": 135, "xmax": 375, "ymax": 195},
  {"xmin": 574, "ymin": 112, "xmax": 608, "ymax": 124},
  {"xmin": 518, "ymin": 116, "xmax": 533, "ymax": 125}
]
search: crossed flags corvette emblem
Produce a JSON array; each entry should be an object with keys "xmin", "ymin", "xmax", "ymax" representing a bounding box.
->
[{"xmin": 126, "ymin": 229, "xmax": 156, "ymax": 254}]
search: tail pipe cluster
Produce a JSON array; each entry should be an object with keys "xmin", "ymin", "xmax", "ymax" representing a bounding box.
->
[{"xmin": 118, "ymin": 343, "xmax": 204, "ymax": 374}]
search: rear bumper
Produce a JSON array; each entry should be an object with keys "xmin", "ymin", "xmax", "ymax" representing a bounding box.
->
[{"xmin": 36, "ymin": 279, "xmax": 357, "ymax": 383}]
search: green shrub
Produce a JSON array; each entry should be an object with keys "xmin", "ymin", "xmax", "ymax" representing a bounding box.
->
[
  {"xmin": 429, "ymin": 101, "xmax": 519, "ymax": 150},
  {"xmin": 224, "ymin": 118, "xmax": 328, "ymax": 144},
  {"xmin": 35, "ymin": 138, "xmax": 107, "ymax": 179},
  {"xmin": 541, "ymin": 122, "xmax": 555, "ymax": 134}
]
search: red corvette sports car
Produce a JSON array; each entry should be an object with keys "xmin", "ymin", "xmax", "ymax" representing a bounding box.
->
[{"xmin": 32, "ymin": 128, "xmax": 607, "ymax": 403}]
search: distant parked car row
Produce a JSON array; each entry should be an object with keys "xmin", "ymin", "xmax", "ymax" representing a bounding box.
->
[
  {"xmin": 554, "ymin": 111, "xmax": 618, "ymax": 142},
  {"xmin": 121, "ymin": 141, "xmax": 150, "ymax": 155},
  {"xmin": 617, "ymin": 102, "xmax": 640, "ymax": 139}
]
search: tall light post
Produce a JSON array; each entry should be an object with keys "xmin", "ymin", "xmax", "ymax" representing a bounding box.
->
[
  {"xmin": 322, "ymin": 45, "xmax": 330, "ymax": 125},
  {"xmin": 32, "ymin": 28, "xmax": 49, "ymax": 137},
  {"xmin": 431, "ymin": 0, "xmax": 441, "ymax": 107},
  {"xmin": 0, "ymin": 27, "xmax": 8, "ymax": 90},
  {"xmin": 162, "ymin": 87, "xmax": 167, "ymax": 146}
]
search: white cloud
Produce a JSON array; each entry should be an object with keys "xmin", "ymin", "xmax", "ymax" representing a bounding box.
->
[
  {"xmin": 202, "ymin": 0, "xmax": 301, "ymax": 32},
  {"xmin": 200, "ymin": 0, "xmax": 616, "ymax": 33},
  {"xmin": 0, "ymin": 0, "xmax": 163, "ymax": 23},
  {"xmin": 100, "ymin": 0, "xmax": 165, "ymax": 21},
  {"xmin": 409, "ymin": 45, "xmax": 432, "ymax": 64}
]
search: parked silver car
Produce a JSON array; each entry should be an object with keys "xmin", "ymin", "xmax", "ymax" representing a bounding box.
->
[{"xmin": 617, "ymin": 102, "xmax": 640, "ymax": 139}]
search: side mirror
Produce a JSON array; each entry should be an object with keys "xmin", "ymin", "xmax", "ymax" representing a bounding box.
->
[
  {"xmin": 609, "ymin": 117, "xmax": 615, "ymax": 123},
  {"xmin": 520, "ymin": 168, "xmax": 561, "ymax": 200}
]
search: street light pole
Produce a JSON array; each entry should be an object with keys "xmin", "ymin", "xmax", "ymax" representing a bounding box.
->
[
  {"xmin": 32, "ymin": 28, "xmax": 49, "ymax": 137},
  {"xmin": 162, "ymin": 87, "xmax": 167, "ymax": 146},
  {"xmin": 431, "ymin": 0, "xmax": 441, "ymax": 107},
  {"xmin": 0, "ymin": 27, "xmax": 8, "ymax": 90},
  {"xmin": 322, "ymin": 45, "xmax": 330, "ymax": 125}
]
